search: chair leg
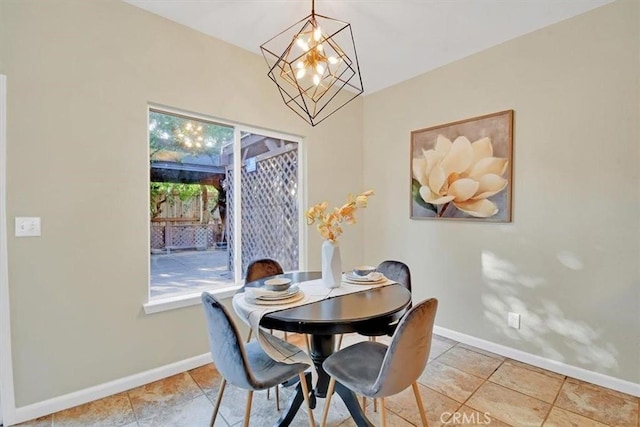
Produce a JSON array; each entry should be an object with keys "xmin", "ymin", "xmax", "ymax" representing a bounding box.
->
[
  {"xmin": 360, "ymin": 390, "xmax": 377, "ymax": 412},
  {"xmin": 305, "ymin": 334, "xmax": 311, "ymax": 355},
  {"xmin": 243, "ymin": 390, "xmax": 253, "ymax": 427},
  {"xmin": 210, "ymin": 378, "xmax": 226, "ymax": 427},
  {"xmin": 258, "ymin": 328, "xmax": 280, "ymax": 410},
  {"xmin": 245, "ymin": 329, "xmax": 252, "ymax": 343},
  {"xmin": 336, "ymin": 334, "xmax": 344, "ymax": 350},
  {"xmin": 300, "ymin": 373, "xmax": 316, "ymax": 427},
  {"xmin": 321, "ymin": 377, "xmax": 336, "ymax": 427},
  {"xmin": 412, "ymin": 381, "xmax": 429, "ymax": 426},
  {"xmin": 379, "ymin": 397, "xmax": 387, "ymax": 427},
  {"xmin": 284, "ymin": 331, "xmax": 288, "ymax": 341}
]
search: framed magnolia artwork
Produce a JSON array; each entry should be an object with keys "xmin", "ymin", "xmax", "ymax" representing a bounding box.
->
[{"xmin": 410, "ymin": 110, "xmax": 514, "ymax": 222}]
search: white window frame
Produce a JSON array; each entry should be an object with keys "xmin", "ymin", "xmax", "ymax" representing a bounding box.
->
[{"xmin": 143, "ymin": 104, "xmax": 306, "ymax": 314}]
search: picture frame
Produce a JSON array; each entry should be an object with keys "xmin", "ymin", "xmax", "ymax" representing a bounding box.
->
[{"xmin": 410, "ymin": 110, "xmax": 514, "ymax": 222}]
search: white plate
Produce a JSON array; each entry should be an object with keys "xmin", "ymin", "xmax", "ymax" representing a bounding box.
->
[
  {"xmin": 258, "ymin": 289, "xmax": 300, "ymax": 301},
  {"xmin": 344, "ymin": 272, "xmax": 384, "ymax": 282},
  {"xmin": 246, "ymin": 285, "xmax": 300, "ymax": 301},
  {"xmin": 245, "ymin": 291, "xmax": 305, "ymax": 306},
  {"xmin": 342, "ymin": 277, "xmax": 387, "ymax": 285}
]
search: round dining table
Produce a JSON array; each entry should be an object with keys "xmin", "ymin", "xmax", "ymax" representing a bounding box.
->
[{"xmin": 241, "ymin": 271, "xmax": 412, "ymax": 427}]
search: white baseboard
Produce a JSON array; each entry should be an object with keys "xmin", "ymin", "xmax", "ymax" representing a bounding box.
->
[
  {"xmin": 7, "ymin": 353, "xmax": 212, "ymax": 426},
  {"xmin": 433, "ymin": 325, "xmax": 640, "ymax": 398}
]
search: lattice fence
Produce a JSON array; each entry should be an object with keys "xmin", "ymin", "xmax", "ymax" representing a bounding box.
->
[
  {"xmin": 226, "ymin": 147, "xmax": 299, "ymax": 275},
  {"xmin": 151, "ymin": 223, "xmax": 218, "ymax": 251}
]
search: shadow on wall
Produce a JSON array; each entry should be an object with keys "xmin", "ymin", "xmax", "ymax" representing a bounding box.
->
[{"xmin": 480, "ymin": 250, "xmax": 619, "ymax": 372}]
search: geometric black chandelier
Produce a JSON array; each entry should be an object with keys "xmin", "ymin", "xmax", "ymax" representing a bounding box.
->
[{"xmin": 260, "ymin": 0, "xmax": 364, "ymax": 126}]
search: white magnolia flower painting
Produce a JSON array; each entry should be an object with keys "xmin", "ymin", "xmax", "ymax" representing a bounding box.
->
[{"xmin": 411, "ymin": 110, "xmax": 513, "ymax": 222}]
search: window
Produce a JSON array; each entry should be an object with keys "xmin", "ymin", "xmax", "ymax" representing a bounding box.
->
[{"xmin": 148, "ymin": 107, "xmax": 302, "ymax": 303}]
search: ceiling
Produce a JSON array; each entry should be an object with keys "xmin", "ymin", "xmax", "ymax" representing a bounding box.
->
[{"xmin": 123, "ymin": 0, "xmax": 613, "ymax": 94}]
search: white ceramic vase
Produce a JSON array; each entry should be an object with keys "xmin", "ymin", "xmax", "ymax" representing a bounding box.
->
[{"xmin": 321, "ymin": 240, "xmax": 342, "ymax": 288}]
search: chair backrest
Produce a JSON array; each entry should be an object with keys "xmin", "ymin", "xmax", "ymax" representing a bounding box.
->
[
  {"xmin": 201, "ymin": 292, "xmax": 256, "ymax": 390},
  {"xmin": 245, "ymin": 258, "xmax": 284, "ymax": 283},
  {"xmin": 376, "ymin": 260, "xmax": 411, "ymax": 292},
  {"xmin": 372, "ymin": 298, "xmax": 438, "ymax": 397}
]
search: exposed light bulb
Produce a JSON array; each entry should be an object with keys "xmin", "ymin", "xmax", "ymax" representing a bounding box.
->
[
  {"xmin": 296, "ymin": 68, "xmax": 306, "ymax": 79},
  {"xmin": 296, "ymin": 38, "xmax": 309, "ymax": 51},
  {"xmin": 328, "ymin": 56, "xmax": 338, "ymax": 64},
  {"xmin": 313, "ymin": 28, "xmax": 322, "ymax": 42},
  {"xmin": 316, "ymin": 64, "xmax": 325, "ymax": 75},
  {"xmin": 313, "ymin": 74, "xmax": 321, "ymax": 85},
  {"xmin": 317, "ymin": 44, "xmax": 324, "ymax": 52},
  {"xmin": 296, "ymin": 61, "xmax": 305, "ymax": 69}
]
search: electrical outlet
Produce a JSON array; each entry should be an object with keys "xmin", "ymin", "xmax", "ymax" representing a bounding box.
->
[
  {"xmin": 507, "ymin": 312, "xmax": 520, "ymax": 329},
  {"xmin": 15, "ymin": 217, "xmax": 41, "ymax": 237}
]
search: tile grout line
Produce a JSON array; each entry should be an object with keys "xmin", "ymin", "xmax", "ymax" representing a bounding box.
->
[
  {"xmin": 436, "ymin": 343, "xmax": 505, "ymax": 380},
  {"xmin": 453, "ymin": 354, "xmax": 517, "ymax": 427},
  {"xmin": 420, "ymin": 341, "xmax": 462, "ymax": 425},
  {"xmin": 455, "ymin": 348, "xmax": 570, "ymax": 427},
  {"xmin": 420, "ymin": 342, "xmax": 509, "ymax": 426},
  {"xmin": 539, "ymin": 375, "xmax": 567, "ymax": 426},
  {"xmin": 553, "ymin": 378, "xmax": 638, "ymax": 426},
  {"xmin": 125, "ymin": 389, "xmax": 142, "ymax": 427},
  {"xmin": 502, "ymin": 358, "xmax": 566, "ymax": 382},
  {"xmin": 187, "ymin": 367, "xmax": 233, "ymax": 427}
]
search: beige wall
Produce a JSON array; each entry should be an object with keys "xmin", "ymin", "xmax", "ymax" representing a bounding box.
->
[
  {"xmin": 363, "ymin": 0, "xmax": 639, "ymax": 383},
  {"xmin": 0, "ymin": 0, "xmax": 363, "ymax": 406}
]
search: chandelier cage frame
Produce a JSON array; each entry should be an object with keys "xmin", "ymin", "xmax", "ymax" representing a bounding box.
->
[{"xmin": 260, "ymin": 2, "xmax": 364, "ymax": 126}]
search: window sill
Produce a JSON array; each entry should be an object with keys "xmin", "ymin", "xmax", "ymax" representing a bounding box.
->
[{"xmin": 143, "ymin": 284, "xmax": 242, "ymax": 314}]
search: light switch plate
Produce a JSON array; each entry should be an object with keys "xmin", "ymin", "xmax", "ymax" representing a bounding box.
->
[
  {"xmin": 507, "ymin": 312, "xmax": 520, "ymax": 329},
  {"xmin": 15, "ymin": 217, "xmax": 41, "ymax": 237}
]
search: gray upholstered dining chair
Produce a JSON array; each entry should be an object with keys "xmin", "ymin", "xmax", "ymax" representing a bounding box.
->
[
  {"xmin": 201, "ymin": 292, "xmax": 315, "ymax": 427},
  {"xmin": 244, "ymin": 258, "xmax": 285, "ymax": 345},
  {"xmin": 348, "ymin": 259, "xmax": 413, "ymax": 413},
  {"xmin": 245, "ymin": 258, "xmax": 285, "ymax": 283},
  {"xmin": 243, "ymin": 258, "xmax": 288, "ymax": 409},
  {"xmin": 336, "ymin": 260, "xmax": 412, "ymax": 350},
  {"xmin": 377, "ymin": 260, "xmax": 412, "ymax": 297},
  {"xmin": 363, "ymin": 260, "xmax": 412, "ymax": 337},
  {"xmin": 320, "ymin": 298, "xmax": 438, "ymax": 427}
]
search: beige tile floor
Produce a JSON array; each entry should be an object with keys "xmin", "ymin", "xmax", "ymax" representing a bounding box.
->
[{"xmin": 16, "ymin": 334, "xmax": 639, "ymax": 427}]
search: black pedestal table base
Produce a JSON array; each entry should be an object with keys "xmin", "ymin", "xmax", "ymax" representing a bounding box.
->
[
  {"xmin": 274, "ymin": 334, "xmax": 374, "ymax": 427},
  {"xmin": 274, "ymin": 372, "xmax": 315, "ymax": 427}
]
